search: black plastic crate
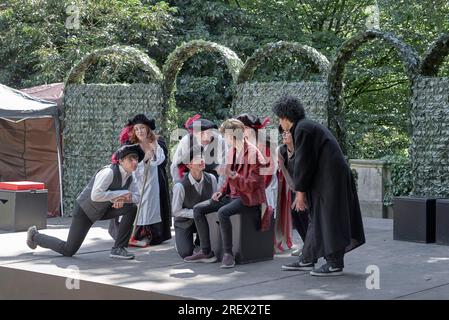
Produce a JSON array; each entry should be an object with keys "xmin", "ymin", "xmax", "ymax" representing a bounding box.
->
[
  {"xmin": 436, "ymin": 199, "xmax": 449, "ymax": 245},
  {"xmin": 0, "ymin": 189, "xmax": 47, "ymax": 231},
  {"xmin": 206, "ymin": 207, "xmax": 274, "ymax": 264},
  {"xmin": 393, "ymin": 196, "xmax": 436, "ymax": 243}
]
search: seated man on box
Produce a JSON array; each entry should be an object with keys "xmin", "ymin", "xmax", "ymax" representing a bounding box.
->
[
  {"xmin": 172, "ymin": 145, "xmax": 218, "ymax": 258},
  {"xmin": 184, "ymin": 118, "xmax": 269, "ymax": 268},
  {"xmin": 26, "ymin": 144, "xmax": 144, "ymax": 260}
]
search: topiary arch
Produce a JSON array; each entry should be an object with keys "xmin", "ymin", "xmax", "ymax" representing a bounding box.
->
[
  {"xmin": 237, "ymin": 41, "xmax": 331, "ymax": 84},
  {"xmin": 62, "ymin": 45, "xmax": 164, "ymax": 215},
  {"xmin": 162, "ymin": 40, "xmax": 243, "ymax": 104},
  {"xmin": 65, "ymin": 45, "xmax": 163, "ymax": 85},
  {"xmin": 233, "ymin": 41, "xmax": 330, "ymax": 126},
  {"xmin": 419, "ymin": 33, "xmax": 449, "ymax": 76},
  {"xmin": 328, "ymin": 29, "xmax": 420, "ymax": 154}
]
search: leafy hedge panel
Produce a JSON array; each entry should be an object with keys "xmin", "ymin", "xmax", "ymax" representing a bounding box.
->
[
  {"xmin": 410, "ymin": 76, "xmax": 449, "ymax": 197},
  {"xmin": 232, "ymin": 81, "xmax": 328, "ymax": 127},
  {"xmin": 62, "ymin": 83, "xmax": 163, "ymax": 213}
]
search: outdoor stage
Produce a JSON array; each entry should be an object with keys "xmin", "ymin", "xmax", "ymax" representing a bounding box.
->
[{"xmin": 1, "ymin": 217, "xmax": 449, "ymax": 300}]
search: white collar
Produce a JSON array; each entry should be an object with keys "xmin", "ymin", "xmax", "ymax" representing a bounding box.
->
[
  {"xmin": 188, "ymin": 172, "xmax": 204, "ymax": 186},
  {"xmin": 118, "ymin": 164, "xmax": 132, "ymax": 182}
]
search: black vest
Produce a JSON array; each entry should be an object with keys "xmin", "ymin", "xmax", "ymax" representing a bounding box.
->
[
  {"xmin": 174, "ymin": 173, "xmax": 214, "ymax": 229},
  {"xmin": 76, "ymin": 164, "xmax": 132, "ymax": 222}
]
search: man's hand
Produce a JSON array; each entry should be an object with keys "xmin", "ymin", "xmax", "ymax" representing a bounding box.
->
[
  {"xmin": 112, "ymin": 199, "xmax": 125, "ymax": 209},
  {"xmin": 121, "ymin": 193, "xmax": 132, "ymax": 203},
  {"xmin": 111, "ymin": 193, "xmax": 131, "ymax": 204},
  {"xmin": 292, "ymin": 191, "xmax": 308, "ymax": 212},
  {"xmin": 212, "ymin": 191, "xmax": 222, "ymax": 202}
]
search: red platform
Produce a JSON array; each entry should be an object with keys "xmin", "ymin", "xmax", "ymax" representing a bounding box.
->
[{"xmin": 0, "ymin": 181, "xmax": 45, "ymax": 191}]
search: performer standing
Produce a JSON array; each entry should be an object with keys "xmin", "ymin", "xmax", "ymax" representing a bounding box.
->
[
  {"xmin": 172, "ymin": 145, "xmax": 217, "ymax": 258},
  {"xmin": 26, "ymin": 144, "xmax": 144, "ymax": 259},
  {"xmin": 276, "ymin": 125, "xmax": 309, "ymax": 255},
  {"xmin": 114, "ymin": 114, "xmax": 172, "ymax": 246},
  {"xmin": 272, "ymin": 96, "xmax": 365, "ymax": 276}
]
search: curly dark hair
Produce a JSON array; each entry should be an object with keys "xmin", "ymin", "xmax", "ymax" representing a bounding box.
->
[{"xmin": 271, "ymin": 95, "xmax": 306, "ymax": 122}]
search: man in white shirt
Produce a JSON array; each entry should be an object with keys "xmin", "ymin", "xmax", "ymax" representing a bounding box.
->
[
  {"xmin": 170, "ymin": 117, "xmax": 227, "ymax": 188},
  {"xmin": 172, "ymin": 145, "xmax": 217, "ymax": 259},
  {"xmin": 26, "ymin": 144, "xmax": 144, "ymax": 260}
]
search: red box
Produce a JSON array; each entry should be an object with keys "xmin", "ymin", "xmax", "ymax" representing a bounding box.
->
[{"xmin": 0, "ymin": 181, "xmax": 45, "ymax": 191}]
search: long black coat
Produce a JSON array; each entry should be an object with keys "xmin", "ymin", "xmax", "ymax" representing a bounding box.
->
[
  {"xmin": 155, "ymin": 136, "xmax": 172, "ymax": 243},
  {"xmin": 291, "ymin": 118, "xmax": 365, "ymax": 260}
]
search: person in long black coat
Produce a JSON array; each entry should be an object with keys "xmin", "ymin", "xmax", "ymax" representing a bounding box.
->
[{"xmin": 272, "ymin": 95, "xmax": 365, "ymax": 276}]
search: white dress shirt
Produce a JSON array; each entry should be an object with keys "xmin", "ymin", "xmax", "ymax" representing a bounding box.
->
[
  {"xmin": 133, "ymin": 143, "xmax": 166, "ymax": 225},
  {"xmin": 90, "ymin": 164, "xmax": 140, "ymax": 204},
  {"xmin": 170, "ymin": 133, "xmax": 227, "ymax": 188},
  {"xmin": 171, "ymin": 172, "xmax": 217, "ymax": 219}
]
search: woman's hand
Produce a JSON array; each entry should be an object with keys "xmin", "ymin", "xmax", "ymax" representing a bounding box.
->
[
  {"xmin": 217, "ymin": 165, "xmax": 237, "ymax": 178},
  {"xmin": 212, "ymin": 191, "xmax": 222, "ymax": 202},
  {"xmin": 143, "ymin": 142, "xmax": 156, "ymax": 162},
  {"xmin": 228, "ymin": 171, "xmax": 238, "ymax": 179},
  {"xmin": 215, "ymin": 165, "xmax": 227, "ymax": 176}
]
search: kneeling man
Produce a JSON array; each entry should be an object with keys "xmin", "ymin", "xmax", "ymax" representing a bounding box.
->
[{"xmin": 26, "ymin": 144, "xmax": 144, "ymax": 260}]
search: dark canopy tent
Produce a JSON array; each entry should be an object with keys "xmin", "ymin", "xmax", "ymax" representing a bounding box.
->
[
  {"xmin": 21, "ymin": 83, "xmax": 64, "ymax": 107},
  {"xmin": 0, "ymin": 84, "xmax": 63, "ymax": 217}
]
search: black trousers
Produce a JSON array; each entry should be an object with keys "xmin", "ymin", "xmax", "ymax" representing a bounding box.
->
[
  {"xmin": 290, "ymin": 191, "xmax": 310, "ymax": 242},
  {"xmin": 174, "ymin": 221, "xmax": 200, "ymax": 258},
  {"xmin": 291, "ymin": 209, "xmax": 310, "ymax": 243},
  {"xmin": 300, "ymin": 207, "xmax": 345, "ymax": 268},
  {"xmin": 193, "ymin": 196, "xmax": 259, "ymax": 255},
  {"xmin": 34, "ymin": 203, "xmax": 137, "ymax": 257}
]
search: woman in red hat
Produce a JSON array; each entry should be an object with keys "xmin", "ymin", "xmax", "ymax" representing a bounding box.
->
[{"xmin": 113, "ymin": 114, "xmax": 172, "ymax": 246}]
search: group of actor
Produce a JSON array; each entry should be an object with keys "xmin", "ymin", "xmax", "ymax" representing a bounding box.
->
[{"xmin": 26, "ymin": 95, "xmax": 365, "ymax": 276}]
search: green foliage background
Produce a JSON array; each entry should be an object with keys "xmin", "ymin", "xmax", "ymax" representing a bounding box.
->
[{"xmin": 2, "ymin": 0, "xmax": 449, "ymax": 202}]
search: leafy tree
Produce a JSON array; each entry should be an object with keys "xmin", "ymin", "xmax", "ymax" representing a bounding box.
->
[{"xmin": 0, "ymin": 0, "xmax": 177, "ymax": 87}]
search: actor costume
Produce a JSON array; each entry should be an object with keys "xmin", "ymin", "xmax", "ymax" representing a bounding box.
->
[
  {"xmin": 236, "ymin": 113, "xmax": 277, "ymax": 215},
  {"xmin": 111, "ymin": 115, "xmax": 172, "ymax": 245},
  {"xmin": 275, "ymin": 143, "xmax": 310, "ymax": 252},
  {"xmin": 170, "ymin": 115, "xmax": 227, "ymax": 187},
  {"xmin": 275, "ymin": 96, "xmax": 365, "ymax": 275},
  {"xmin": 26, "ymin": 144, "xmax": 144, "ymax": 259},
  {"xmin": 172, "ymin": 170, "xmax": 217, "ymax": 258},
  {"xmin": 186, "ymin": 139, "xmax": 268, "ymax": 267}
]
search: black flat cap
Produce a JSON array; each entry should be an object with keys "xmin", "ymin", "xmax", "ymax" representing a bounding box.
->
[
  {"xmin": 114, "ymin": 144, "xmax": 145, "ymax": 162},
  {"xmin": 128, "ymin": 114, "xmax": 156, "ymax": 130},
  {"xmin": 187, "ymin": 118, "xmax": 218, "ymax": 131}
]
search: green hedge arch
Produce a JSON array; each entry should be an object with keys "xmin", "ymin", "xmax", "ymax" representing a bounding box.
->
[
  {"xmin": 328, "ymin": 29, "xmax": 420, "ymax": 154},
  {"xmin": 237, "ymin": 41, "xmax": 330, "ymax": 84},
  {"xmin": 65, "ymin": 45, "xmax": 163, "ymax": 85},
  {"xmin": 62, "ymin": 45, "xmax": 164, "ymax": 215},
  {"xmin": 419, "ymin": 33, "xmax": 449, "ymax": 76},
  {"xmin": 162, "ymin": 40, "xmax": 243, "ymax": 104}
]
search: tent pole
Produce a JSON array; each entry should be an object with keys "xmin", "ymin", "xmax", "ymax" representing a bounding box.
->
[{"xmin": 54, "ymin": 114, "xmax": 64, "ymax": 217}]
